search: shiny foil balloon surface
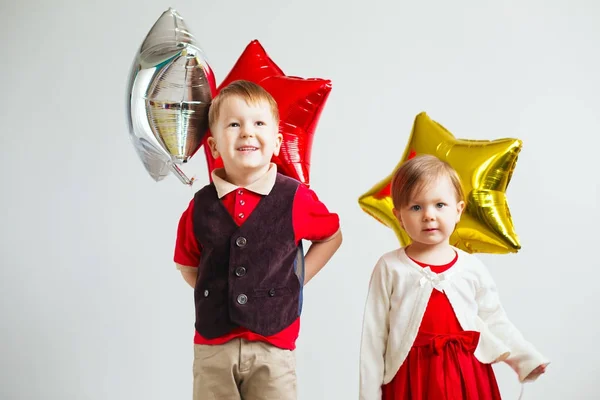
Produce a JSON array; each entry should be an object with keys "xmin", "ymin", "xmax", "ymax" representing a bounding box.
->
[
  {"xmin": 358, "ymin": 112, "xmax": 523, "ymax": 254},
  {"xmin": 203, "ymin": 40, "xmax": 332, "ymax": 187},
  {"xmin": 127, "ymin": 8, "xmax": 216, "ymax": 185}
]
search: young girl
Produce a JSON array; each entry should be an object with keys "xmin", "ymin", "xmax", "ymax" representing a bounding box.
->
[{"xmin": 359, "ymin": 155, "xmax": 549, "ymax": 400}]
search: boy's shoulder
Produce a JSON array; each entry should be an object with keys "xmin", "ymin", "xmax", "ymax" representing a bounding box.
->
[
  {"xmin": 275, "ymin": 172, "xmax": 298, "ymax": 182},
  {"xmin": 274, "ymin": 172, "xmax": 302, "ymax": 188},
  {"xmin": 186, "ymin": 182, "xmax": 219, "ymax": 211},
  {"xmin": 264, "ymin": 173, "xmax": 302, "ymax": 198},
  {"xmin": 192, "ymin": 181, "xmax": 218, "ymax": 198}
]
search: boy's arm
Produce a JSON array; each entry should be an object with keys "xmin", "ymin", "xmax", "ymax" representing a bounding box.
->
[
  {"xmin": 303, "ymin": 230, "xmax": 342, "ymax": 285},
  {"xmin": 293, "ymin": 185, "xmax": 342, "ymax": 285},
  {"xmin": 174, "ymin": 199, "xmax": 201, "ymax": 288},
  {"xmin": 177, "ymin": 264, "xmax": 198, "ymax": 288}
]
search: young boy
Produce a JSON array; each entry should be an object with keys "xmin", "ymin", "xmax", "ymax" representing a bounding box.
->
[{"xmin": 174, "ymin": 80, "xmax": 342, "ymax": 400}]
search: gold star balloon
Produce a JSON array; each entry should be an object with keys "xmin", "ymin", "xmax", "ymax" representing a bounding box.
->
[{"xmin": 358, "ymin": 112, "xmax": 523, "ymax": 254}]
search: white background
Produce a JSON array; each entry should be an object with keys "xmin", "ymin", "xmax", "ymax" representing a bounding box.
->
[{"xmin": 1, "ymin": 0, "xmax": 599, "ymax": 399}]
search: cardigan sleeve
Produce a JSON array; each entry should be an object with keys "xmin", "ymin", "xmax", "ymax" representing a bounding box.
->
[
  {"xmin": 359, "ymin": 257, "xmax": 392, "ymax": 400},
  {"xmin": 475, "ymin": 260, "xmax": 550, "ymax": 382}
]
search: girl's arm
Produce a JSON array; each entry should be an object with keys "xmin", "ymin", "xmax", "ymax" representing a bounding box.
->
[
  {"xmin": 475, "ymin": 261, "xmax": 550, "ymax": 382},
  {"xmin": 359, "ymin": 257, "xmax": 392, "ymax": 400}
]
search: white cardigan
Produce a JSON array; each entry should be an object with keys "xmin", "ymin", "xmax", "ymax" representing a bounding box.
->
[{"xmin": 359, "ymin": 247, "xmax": 549, "ymax": 400}]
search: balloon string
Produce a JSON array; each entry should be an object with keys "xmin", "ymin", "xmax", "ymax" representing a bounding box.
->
[
  {"xmin": 517, "ymin": 383, "xmax": 525, "ymax": 400},
  {"xmin": 170, "ymin": 164, "xmax": 195, "ymax": 186}
]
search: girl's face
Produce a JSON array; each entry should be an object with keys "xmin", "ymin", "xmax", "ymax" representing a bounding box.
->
[{"xmin": 393, "ymin": 176, "xmax": 465, "ymax": 248}]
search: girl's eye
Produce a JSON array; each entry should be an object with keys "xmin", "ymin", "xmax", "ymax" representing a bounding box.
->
[
  {"xmin": 436, "ymin": 203, "xmax": 446, "ymax": 208},
  {"xmin": 256, "ymin": 121, "xmax": 265, "ymax": 126},
  {"xmin": 410, "ymin": 205, "xmax": 421, "ymax": 211},
  {"xmin": 229, "ymin": 122, "xmax": 240, "ymax": 128}
]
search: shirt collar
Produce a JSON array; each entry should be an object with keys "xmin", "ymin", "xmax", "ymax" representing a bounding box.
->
[{"xmin": 211, "ymin": 163, "xmax": 278, "ymax": 198}]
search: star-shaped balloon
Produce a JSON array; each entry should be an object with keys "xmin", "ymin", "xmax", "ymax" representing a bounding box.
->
[
  {"xmin": 358, "ymin": 112, "xmax": 523, "ymax": 254},
  {"xmin": 202, "ymin": 40, "xmax": 332, "ymax": 187}
]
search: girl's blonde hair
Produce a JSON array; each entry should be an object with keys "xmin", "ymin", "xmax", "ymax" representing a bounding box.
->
[{"xmin": 391, "ymin": 154, "xmax": 464, "ymax": 209}]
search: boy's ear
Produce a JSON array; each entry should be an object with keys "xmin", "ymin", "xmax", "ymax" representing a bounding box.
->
[
  {"xmin": 272, "ymin": 132, "xmax": 283, "ymax": 157},
  {"xmin": 207, "ymin": 136, "xmax": 220, "ymax": 159}
]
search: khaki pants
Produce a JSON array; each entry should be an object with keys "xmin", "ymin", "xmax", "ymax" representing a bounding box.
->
[{"xmin": 193, "ymin": 338, "xmax": 297, "ymax": 400}]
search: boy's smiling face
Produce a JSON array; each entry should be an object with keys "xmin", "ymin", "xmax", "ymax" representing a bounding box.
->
[{"xmin": 207, "ymin": 95, "xmax": 282, "ymax": 182}]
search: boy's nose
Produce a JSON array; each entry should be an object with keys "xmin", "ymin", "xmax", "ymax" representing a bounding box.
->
[{"xmin": 240, "ymin": 125, "xmax": 255, "ymax": 137}]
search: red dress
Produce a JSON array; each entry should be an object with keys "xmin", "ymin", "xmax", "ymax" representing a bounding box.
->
[{"xmin": 381, "ymin": 253, "xmax": 502, "ymax": 400}]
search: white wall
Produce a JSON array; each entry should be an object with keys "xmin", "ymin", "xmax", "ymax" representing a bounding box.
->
[{"xmin": 1, "ymin": 0, "xmax": 598, "ymax": 399}]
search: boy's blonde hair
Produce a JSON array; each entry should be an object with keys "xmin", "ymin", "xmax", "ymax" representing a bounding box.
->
[
  {"xmin": 391, "ymin": 154, "xmax": 464, "ymax": 209},
  {"xmin": 208, "ymin": 80, "xmax": 280, "ymax": 130}
]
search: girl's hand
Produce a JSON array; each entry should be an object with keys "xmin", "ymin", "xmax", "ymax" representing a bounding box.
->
[{"xmin": 526, "ymin": 364, "xmax": 547, "ymax": 380}]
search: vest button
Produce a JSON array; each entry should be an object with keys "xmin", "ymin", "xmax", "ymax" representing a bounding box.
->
[
  {"xmin": 235, "ymin": 236, "xmax": 247, "ymax": 247},
  {"xmin": 203, "ymin": 289, "xmax": 209, "ymax": 297},
  {"xmin": 237, "ymin": 294, "xmax": 248, "ymax": 305},
  {"xmin": 235, "ymin": 266, "xmax": 247, "ymax": 277},
  {"xmin": 268, "ymin": 288, "xmax": 276, "ymax": 297}
]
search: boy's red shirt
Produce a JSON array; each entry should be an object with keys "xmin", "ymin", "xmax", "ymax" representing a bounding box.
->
[{"xmin": 174, "ymin": 164, "xmax": 340, "ymax": 350}]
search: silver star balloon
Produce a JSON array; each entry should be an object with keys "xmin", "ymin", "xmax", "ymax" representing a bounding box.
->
[{"xmin": 126, "ymin": 8, "xmax": 216, "ymax": 185}]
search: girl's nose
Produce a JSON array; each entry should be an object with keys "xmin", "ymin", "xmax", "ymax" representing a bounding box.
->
[{"xmin": 422, "ymin": 207, "xmax": 436, "ymax": 221}]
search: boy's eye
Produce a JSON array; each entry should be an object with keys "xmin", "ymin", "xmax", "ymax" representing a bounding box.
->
[
  {"xmin": 228, "ymin": 122, "xmax": 240, "ymax": 128},
  {"xmin": 410, "ymin": 205, "xmax": 421, "ymax": 211},
  {"xmin": 436, "ymin": 203, "xmax": 446, "ymax": 208},
  {"xmin": 256, "ymin": 121, "xmax": 265, "ymax": 126}
]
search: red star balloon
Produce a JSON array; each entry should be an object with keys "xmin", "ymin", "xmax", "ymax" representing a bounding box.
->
[{"xmin": 202, "ymin": 40, "xmax": 332, "ymax": 187}]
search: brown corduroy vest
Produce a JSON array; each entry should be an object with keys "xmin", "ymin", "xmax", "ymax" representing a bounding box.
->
[{"xmin": 192, "ymin": 174, "xmax": 302, "ymax": 338}]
